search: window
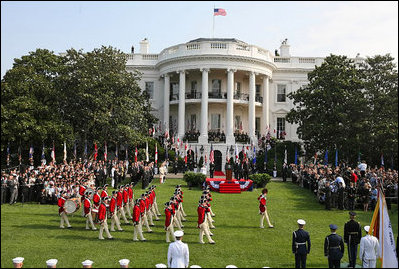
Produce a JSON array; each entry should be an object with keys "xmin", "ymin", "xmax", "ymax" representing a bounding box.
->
[
  {"xmin": 256, "ymin": 84, "xmax": 261, "ymax": 97},
  {"xmin": 212, "ymin": 79, "xmax": 221, "ymax": 94},
  {"xmin": 191, "ymin": 81, "xmax": 197, "ymax": 94},
  {"xmin": 190, "ymin": 114, "xmax": 197, "ymax": 131},
  {"xmin": 277, "ymin": 84, "xmax": 286, "ymax": 102},
  {"xmin": 211, "ymin": 114, "xmax": 221, "ymax": 131},
  {"xmin": 145, "ymin": 82, "xmax": 154, "ymax": 99},
  {"xmin": 277, "ymin": 117, "xmax": 286, "ymax": 138},
  {"xmin": 170, "ymin": 82, "xmax": 179, "ymax": 100},
  {"xmin": 235, "ymin": 115, "xmax": 241, "ymax": 131},
  {"xmin": 235, "ymin": 82, "xmax": 241, "ymax": 95}
]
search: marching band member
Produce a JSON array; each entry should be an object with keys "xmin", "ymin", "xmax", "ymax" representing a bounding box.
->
[
  {"xmin": 117, "ymin": 185, "xmax": 130, "ymax": 224},
  {"xmin": 149, "ymin": 189, "xmax": 160, "ymax": 221},
  {"xmin": 198, "ymin": 200, "xmax": 215, "ymax": 244},
  {"xmin": 98, "ymin": 197, "xmax": 113, "ymax": 240},
  {"xmin": 84, "ymin": 191, "xmax": 97, "ymax": 230},
  {"xmin": 203, "ymin": 194, "xmax": 215, "ymax": 229},
  {"xmin": 140, "ymin": 193, "xmax": 153, "ymax": 232},
  {"xmin": 92, "ymin": 187, "xmax": 101, "ymax": 222},
  {"xmin": 175, "ymin": 190, "xmax": 187, "ymax": 222},
  {"xmin": 165, "ymin": 201, "xmax": 176, "ymax": 243},
  {"xmin": 123, "ymin": 185, "xmax": 133, "ymax": 219},
  {"xmin": 258, "ymin": 188, "xmax": 274, "ymax": 228},
  {"xmin": 128, "ymin": 183, "xmax": 134, "ymax": 214},
  {"xmin": 176, "ymin": 185, "xmax": 187, "ymax": 217},
  {"xmin": 171, "ymin": 196, "xmax": 183, "ymax": 231},
  {"xmin": 79, "ymin": 181, "xmax": 87, "ymax": 216},
  {"xmin": 110, "ymin": 191, "xmax": 123, "ymax": 232},
  {"xmin": 151, "ymin": 185, "xmax": 162, "ymax": 216},
  {"xmin": 205, "ymin": 186, "xmax": 215, "ymax": 217},
  {"xmin": 58, "ymin": 191, "xmax": 72, "ymax": 229},
  {"xmin": 101, "ymin": 184, "xmax": 109, "ymax": 198},
  {"xmin": 133, "ymin": 198, "xmax": 146, "ymax": 241},
  {"xmin": 145, "ymin": 192, "xmax": 155, "ymax": 226}
]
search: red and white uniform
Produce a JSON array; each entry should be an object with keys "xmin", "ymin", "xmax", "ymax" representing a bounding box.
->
[
  {"xmin": 79, "ymin": 186, "xmax": 86, "ymax": 202},
  {"xmin": 58, "ymin": 197, "xmax": 66, "ymax": 215},
  {"xmin": 109, "ymin": 197, "xmax": 117, "ymax": 216},
  {"xmin": 93, "ymin": 193, "xmax": 101, "ymax": 210},
  {"xmin": 258, "ymin": 194, "xmax": 266, "ymax": 213},
  {"xmin": 84, "ymin": 197, "xmax": 92, "ymax": 215},
  {"xmin": 101, "ymin": 189, "xmax": 108, "ymax": 198},
  {"xmin": 123, "ymin": 189, "xmax": 128, "ymax": 205},
  {"xmin": 98, "ymin": 203, "xmax": 107, "ymax": 222},
  {"xmin": 197, "ymin": 205, "xmax": 206, "ymax": 227},
  {"xmin": 139, "ymin": 199, "xmax": 146, "ymax": 217},
  {"xmin": 116, "ymin": 191, "xmax": 123, "ymax": 208},
  {"xmin": 165, "ymin": 207, "xmax": 173, "ymax": 228},
  {"xmin": 128, "ymin": 187, "xmax": 133, "ymax": 202},
  {"xmin": 133, "ymin": 204, "xmax": 141, "ymax": 224}
]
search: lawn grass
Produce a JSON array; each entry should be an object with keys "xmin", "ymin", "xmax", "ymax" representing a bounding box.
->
[{"xmin": 1, "ymin": 179, "xmax": 397, "ymax": 268}]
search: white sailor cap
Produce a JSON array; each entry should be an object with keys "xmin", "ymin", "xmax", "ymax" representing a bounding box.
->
[
  {"xmin": 190, "ymin": 266, "xmax": 202, "ymax": 268},
  {"xmin": 364, "ymin": 226, "xmax": 370, "ymax": 233},
  {"xmin": 119, "ymin": 259, "xmax": 130, "ymax": 266},
  {"xmin": 174, "ymin": 230, "xmax": 184, "ymax": 237},
  {"xmin": 12, "ymin": 257, "xmax": 24, "ymax": 264},
  {"xmin": 82, "ymin": 260, "xmax": 94, "ymax": 266},
  {"xmin": 155, "ymin": 264, "xmax": 167, "ymax": 268},
  {"xmin": 226, "ymin": 265, "xmax": 238, "ymax": 268},
  {"xmin": 46, "ymin": 259, "xmax": 58, "ymax": 266},
  {"xmin": 297, "ymin": 219, "xmax": 306, "ymax": 225}
]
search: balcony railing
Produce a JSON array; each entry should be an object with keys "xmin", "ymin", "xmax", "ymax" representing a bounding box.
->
[
  {"xmin": 186, "ymin": 92, "xmax": 202, "ymax": 99},
  {"xmin": 255, "ymin": 96, "xmax": 263, "ymax": 103},
  {"xmin": 234, "ymin": 93, "xmax": 249, "ymax": 101},
  {"xmin": 208, "ymin": 91, "xmax": 227, "ymax": 99}
]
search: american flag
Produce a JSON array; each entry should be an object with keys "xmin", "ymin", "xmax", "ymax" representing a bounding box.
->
[
  {"xmin": 155, "ymin": 144, "xmax": 158, "ymax": 164},
  {"xmin": 214, "ymin": 8, "xmax": 226, "ymax": 16},
  {"xmin": 209, "ymin": 144, "xmax": 214, "ymax": 164},
  {"xmin": 51, "ymin": 142, "xmax": 56, "ymax": 163},
  {"xmin": 63, "ymin": 142, "xmax": 67, "ymax": 161},
  {"xmin": 104, "ymin": 142, "xmax": 107, "ymax": 162},
  {"xmin": 135, "ymin": 147, "xmax": 138, "ymax": 162},
  {"xmin": 94, "ymin": 143, "xmax": 98, "ymax": 161}
]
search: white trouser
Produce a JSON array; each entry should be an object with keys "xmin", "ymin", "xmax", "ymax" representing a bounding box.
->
[
  {"xmin": 147, "ymin": 208, "xmax": 154, "ymax": 225},
  {"xmin": 166, "ymin": 219, "xmax": 176, "ymax": 243},
  {"xmin": 125, "ymin": 201, "xmax": 132, "ymax": 218},
  {"xmin": 118, "ymin": 206, "xmax": 129, "ymax": 224},
  {"xmin": 151, "ymin": 204, "xmax": 160, "ymax": 220},
  {"xmin": 199, "ymin": 222, "xmax": 214, "ymax": 243},
  {"xmin": 60, "ymin": 211, "xmax": 71, "ymax": 228},
  {"xmin": 99, "ymin": 217, "xmax": 112, "ymax": 239},
  {"xmin": 207, "ymin": 212, "xmax": 215, "ymax": 227},
  {"xmin": 153, "ymin": 197, "xmax": 161, "ymax": 215},
  {"xmin": 173, "ymin": 213, "xmax": 183, "ymax": 230},
  {"xmin": 133, "ymin": 221, "xmax": 146, "ymax": 241},
  {"xmin": 260, "ymin": 208, "xmax": 273, "ymax": 227},
  {"xmin": 110, "ymin": 213, "xmax": 122, "ymax": 231},
  {"xmin": 85, "ymin": 211, "xmax": 96, "ymax": 229},
  {"xmin": 141, "ymin": 213, "xmax": 152, "ymax": 232},
  {"xmin": 362, "ymin": 259, "xmax": 376, "ymax": 268},
  {"xmin": 178, "ymin": 204, "xmax": 187, "ymax": 221},
  {"xmin": 209, "ymin": 206, "xmax": 215, "ymax": 217}
]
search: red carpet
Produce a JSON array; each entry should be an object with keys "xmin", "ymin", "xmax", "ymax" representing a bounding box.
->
[
  {"xmin": 214, "ymin": 171, "xmax": 225, "ymax": 176},
  {"xmin": 219, "ymin": 182, "xmax": 241, "ymax": 193}
]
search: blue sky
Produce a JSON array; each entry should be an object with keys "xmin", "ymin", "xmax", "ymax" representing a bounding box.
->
[{"xmin": 1, "ymin": 1, "xmax": 398, "ymax": 78}]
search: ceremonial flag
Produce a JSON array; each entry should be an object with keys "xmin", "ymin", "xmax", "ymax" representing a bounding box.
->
[
  {"xmin": 226, "ymin": 146, "xmax": 229, "ymax": 162},
  {"xmin": 210, "ymin": 144, "xmax": 214, "ymax": 164},
  {"xmin": 135, "ymin": 147, "xmax": 138, "ymax": 163},
  {"xmin": 253, "ymin": 146, "xmax": 256, "ymax": 165},
  {"xmin": 235, "ymin": 144, "xmax": 239, "ymax": 163},
  {"xmin": 294, "ymin": 146, "xmax": 298, "ymax": 165},
  {"xmin": 214, "ymin": 8, "xmax": 226, "ymax": 16},
  {"xmin": 155, "ymin": 144, "xmax": 158, "ymax": 164},
  {"xmin": 51, "ymin": 142, "xmax": 55, "ymax": 163},
  {"xmin": 284, "ymin": 147, "xmax": 287, "ymax": 164},
  {"xmin": 184, "ymin": 142, "xmax": 188, "ymax": 164},
  {"xmin": 264, "ymin": 146, "xmax": 268, "ymax": 164},
  {"xmin": 381, "ymin": 153, "xmax": 384, "ymax": 167},
  {"xmin": 63, "ymin": 142, "xmax": 67, "ymax": 161},
  {"xmin": 335, "ymin": 149, "xmax": 338, "ymax": 167},
  {"xmin": 94, "ymin": 143, "xmax": 98, "ymax": 161},
  {"xmin": 41, "ymin": 144, "xmax": 46, "ymax": 164},
  {"xmin": 73, "ymin": 141, "xmax": 77, "ymax": 160},
  {"xmin": 324, "ymin": 149, "xmax": 328, "ymax": 166},
  {"xmin": 145, "ymin": 141, "xmax": 149, "ymax": 162},
  {"xmin": 204, "ymin": 148, "xmax": 208, "ymax": 165},
  {"xmin": 29, "ymin": 145, "xmax": 34, "ymax": 163},
  {"xmin": 7, "ymin": 143, "xmax": 10, "ymax": 166},
  {"xmin": 314, "ymin": 152, "xmax": 317, "ymax": 165},
  {"xmin": 18, "ymin": 145, "xmax": 22, "ymax": 164},
  {"xmin": 84, "ymin": 140, "xmax": 88, "ymax": 161},
  {"xmin": 115, "ymin": 143, "xmax": 119, "ymax": 160},
  {"xmin": 369, "ymin": 188, "xmax": 398, "ymax": 268},
  {"xmin": 104, "ymin": 142, "xmax": 107, "ymax": 162}
]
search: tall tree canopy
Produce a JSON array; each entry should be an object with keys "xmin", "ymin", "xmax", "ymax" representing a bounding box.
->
[
  {"xmin": 1, "ymin": 46, "xmax": 156, "ymax": 165},
  {"xmin": 286, "ymin": 54, "xmax": 398, "ymax": 166}
]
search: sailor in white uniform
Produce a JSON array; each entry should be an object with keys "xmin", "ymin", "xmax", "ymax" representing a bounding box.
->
[
  {"xmin": 359, "ymin": 226, "xmax": 380, "ymax": 268},
  {"xmin": 167, "ymin": 230, "xmax": 189, "ymax": 268}
]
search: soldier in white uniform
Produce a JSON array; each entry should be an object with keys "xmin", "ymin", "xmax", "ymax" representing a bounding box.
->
[
  {"xmin": 167, "ymin": 230, "xmax": 189, "ymax": 268},
  {"xmin": 359, "ymin": 226, "xmax": 380, "ymax": 268}
]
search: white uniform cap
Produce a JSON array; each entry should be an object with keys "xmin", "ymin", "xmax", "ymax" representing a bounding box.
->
[
  {"xmin": 119, "ymin": 259, "xmax": 130, "ymax": 266},
  {"xmin": 174, "ymin": 230, "xmax": 184, "ymax": 237},
  {"xmin": 82, "ymin": 260, "xmax": 94, "ymax": 266},
  {"xmin": 364, "ymin": 226, "xmax": 370, "ymax": 233},
  {"xmin": 155, "ymin": 264, "xmax": 167, "ymax": 268},
  {"xmin": 226, "ymin": 265, "xmax": 238, "ymax": 268},
  {"xmin": 297, "ymin": 219, "xmax": 306, "ymax": 225},
  {"xmin": 190, "ymin": 266, "xmax": 202, "ymax": 268},
  {"xmin": 12, "ymin": 257, "xmax": 24, "ymax": 264},
  {"xmin": 46, "ymin": 259, "xmax": 58, "ymax": 266}
]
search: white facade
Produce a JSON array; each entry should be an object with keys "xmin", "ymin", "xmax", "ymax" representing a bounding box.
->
[{"xmin": 126, "ymin": 38, "xmax": 326, "ymax": 169}]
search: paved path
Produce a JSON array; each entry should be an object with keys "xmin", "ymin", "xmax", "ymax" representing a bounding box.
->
[{"xmin": 164, "ymin": 173, "xmax": 292, "ymax": 182}]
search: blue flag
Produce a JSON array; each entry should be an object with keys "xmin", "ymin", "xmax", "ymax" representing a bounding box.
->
[
  {"xmin": 324, "ymin": 150, "xmax": 328, "ymax": 165},
  {"xmin": 294, "ymin": 146, "xmax": 298, "ymax": 165},
  {"xmin": 335, "ymin": 149, "xmax": 338, "ymax": 167},
  {"xmin": 253, "ymin": 147, "xmax": 256, "ymax": 165}
]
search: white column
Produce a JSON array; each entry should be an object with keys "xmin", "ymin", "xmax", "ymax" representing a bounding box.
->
[
  {"xmin": 163, "ymin": 74, "xmax": 170, "ymax": 134},
  {"xmin": 261, "ymin": 75, "xmax": 270, "ymax": 135},
  {"xmin": 199, "ymin": 68, "xmax": 209, "ymax": 144},
  {"xmin": 226, "ymin": 69, "xmax": 236, "ymax": 144},
  {"xmin": 178, "ymin": 70, "xmax": 186, "ymax": 141},
  {"xmin": 248, "ymin": 71, "xmax": 256, "ymax": 143}
]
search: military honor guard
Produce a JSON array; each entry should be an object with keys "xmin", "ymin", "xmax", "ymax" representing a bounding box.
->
[
  {"xmin": 175, "ymin": 185, "xmax": 187, "ymax": 217},
  {"xmin": 123, "ymin": 185, "xmax": 133, "ymax": 219},
  {"xmin": 140, "ymin": 193, "xmax": 153, "ymax": 232},
  {"xmin": 359, "ymin": 226, "xmax": 379, "ymax": 268},
  {"xmin": 110, "ymin": 191, "xmax": 123, "ymax": 232},
  {"xmin": 344, "ymin": 212, "xmax": 362, "ymax": 268},
  {"xmin": 83, "ymin": 191, "xmax": 97, "ymax": 230},
  {"xmin": 128, "ymin": 183, "xmax": 134, "ymax": 213},
  {"xmin": 117, "ymin": 185, "xmax": 130, "ymax": 224},
  {"xmin": 151, "ymin": 185, "xmax": 162, "ymax": 217},
  {"xmin": 324, "ymin": 224, "xmax": 344, "ymax": 268},
  {"xmin": 149, "ymin": 189, "xmax": 160, "ymax": 221},
  {"xmin": 100, "ymin": 184, "xmax": 109, "ymax": 198},
  {"xmin": 132, "ymin": 198, "xmax": 146, "ymax": 241},
  {"xmin": 201, "ymin": 193, "xmax": 215, "ymax": 229},
  {"xmin": 171, "ymin": 196, "xmax": 183, "ymax": 231},
  {"xmin": 165, "ymin": 201, "xmax": 176, "ymax": 243},
  {"xmin": 146, "ymin": 191, "xmax": 156, "ymax": 226},
  {"xmin": 292, "ymin": 219, "xmax": 310, "ymax": 268},
  {"xmin": 197, "ymin": 199, "xmax": 215, "ymax": 244},
  {"xmin": 57, "ymin": 191, "xmax": 72, "ymax": 229},
  {"xmin": 79, "ymin": 181, "xmax": 87, "ymax": 216},
  {"xmin": 258, "ymin": 188, "xmax": 274, "ymax": 228},
  {"xmin": 98, "ymin": 197, "xmax": 113, "ymax": 240},
  {"xmin": 92, "ymin": 187, "xmax": 101, "ymax": 222}
]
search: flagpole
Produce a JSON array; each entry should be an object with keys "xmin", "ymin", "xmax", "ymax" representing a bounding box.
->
[{"xmin": 212, "ymin": 4, "xmax": 215, "ymax": 38}]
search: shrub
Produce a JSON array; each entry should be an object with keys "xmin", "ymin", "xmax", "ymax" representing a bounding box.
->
[
  {"xmin": 249, "ymin": 173, "xmax": 271, "ymax": 188},
  {"xmin": 183, "ymin": 172, "xmax": 206, "ymax": 188}
]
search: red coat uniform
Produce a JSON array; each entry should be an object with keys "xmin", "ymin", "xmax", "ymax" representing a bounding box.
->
[
  {"xmin": 93, "ymin": 193, "xmax": 101, "ymax": 207},
  {"xmin": 123, "ymin": 190, "xmax": 128, "ymax": 204},
  {"xmin": 171, "ymin": 203, "xmax": 176, "ymax": 215},
  {"xmin": 149, "ymin": 193, "xmax": 154, "ymax": 205},
  {"xmin": 133, "ymin": 204, "xmax": 140, "ymax": 223},
  {"xmin": 145, "ymin": 197, "xmax": 150, "ymax": 210},
  {"xmin": 165, "ymin": 208, "xmax": 172, "ymax": 228},
  {"xmin": 109, "ymin": 197, "xmax": 117, "ymax": 215},
  {"xmin": 197, "ymin": 206, "xmax": 206, "ymax": 226},
  {"xmin": 79, "ymin": 186, "xmax": 86, "ymax": 202},
  {"xmin": 98, "ymin": 203, "xmax": 107, "ymax": 222},
  {"xmin": 258, "ymin": 195, "xmax": 266, "ymax": 213},
  {"xmin": 58, "ymin": 197, "xmax": 66, "ymax": 215},
  {"xmin": 100, "ymin": 190, "xmax": 108, "ymax": 198},
  {"xmin": 128, "ymin": 187, "xmax": 133, "ymax": 200},
  {"xmin": 116, "ymin": 192, "xmax": 123, "ymax": 208},
  {"xmin": 84, "ymin": 198, "xmax": 92, "ymax": 215},
  {"xmin": 139, "ymin": 199, "xmax": 146, "ymax": 216}
]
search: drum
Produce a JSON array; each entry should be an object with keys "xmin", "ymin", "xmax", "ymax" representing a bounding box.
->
[{"xmin": 65, "ymin": 199, "xmax": 81, "ymax": 214}]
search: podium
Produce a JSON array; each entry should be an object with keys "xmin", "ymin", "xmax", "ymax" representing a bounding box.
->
[{"xmin": 225, "ymin": 163, "xmax": 233, "ymax": 181}]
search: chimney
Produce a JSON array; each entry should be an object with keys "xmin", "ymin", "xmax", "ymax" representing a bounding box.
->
[
  {"xmin": 279, "ymin": 38, "xmax": 290, "ymax": 57},
  {"xmin": 140, "ymin": 38, "xmax": 149, "ymax": 54}
]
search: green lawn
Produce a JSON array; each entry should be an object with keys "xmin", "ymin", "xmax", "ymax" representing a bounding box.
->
[{"xmin": 1, "ymin": 179, "xmax": 397, "ymax": 268}]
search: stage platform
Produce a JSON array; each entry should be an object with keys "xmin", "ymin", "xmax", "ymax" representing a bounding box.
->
[{"xmin": 206, "ymin": 178, "xmax": 253, "ymax": 193}]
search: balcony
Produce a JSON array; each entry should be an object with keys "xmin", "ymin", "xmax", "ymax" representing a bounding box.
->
[
  {"xmin": 208, "ymin": 91, "xmax": 227, "ymax": 99},
  {"xmin": 186, "ymin": 92, "xmax": 202, "ymax": 99},
  {"xmin": 255, "ymin": 96, "xmax": 263, "ymax": 103}
]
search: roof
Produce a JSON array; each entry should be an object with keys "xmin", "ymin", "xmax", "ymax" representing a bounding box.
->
[{"xmin": 188, "ymin": 38, "xmax": 247, "ymax": 44}]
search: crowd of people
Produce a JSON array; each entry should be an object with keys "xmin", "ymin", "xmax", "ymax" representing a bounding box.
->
[{"xmin": 289, "ymin": 161, "xmax": 398, "ymax": 211}]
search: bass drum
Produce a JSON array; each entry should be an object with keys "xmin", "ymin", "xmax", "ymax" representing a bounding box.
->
[{"xmin": 65, "ymin": 198, "xmax": 81, "ymax": 214}]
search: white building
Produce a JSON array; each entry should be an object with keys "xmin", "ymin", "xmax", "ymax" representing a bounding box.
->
[{"xmin": 126, "ymin": 38, "xmax": 362, "ymax": 170}]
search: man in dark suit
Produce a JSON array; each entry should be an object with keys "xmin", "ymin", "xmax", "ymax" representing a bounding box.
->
[
  {"xmin": 282, "ymin": 163, "xmax": 289, "ymax": 182},
  {"xmin": 344, "ymin": 212, "xmax": 362, "ymax": 268},
  {"xmin": 324, "ymin": 224, "xmax": 344, "ymax": 268},
  {"xmin": 209, "ymin": 162, "xmax": 215, "ymax": 178},
  {"xmin": 292, "ymin": 219, "xmax": 311, "ymax": 268}
]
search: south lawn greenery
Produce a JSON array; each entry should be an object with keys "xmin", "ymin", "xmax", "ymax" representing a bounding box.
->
[{"xmin": 2, "ymin": 179, "xmax": 397, "ymax": 268}]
